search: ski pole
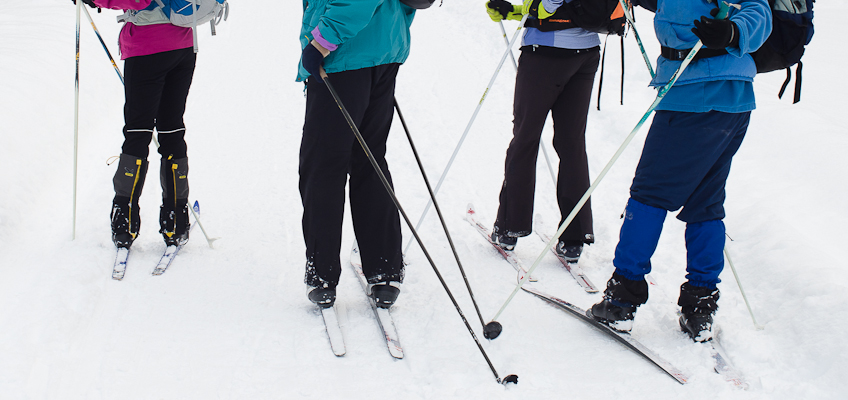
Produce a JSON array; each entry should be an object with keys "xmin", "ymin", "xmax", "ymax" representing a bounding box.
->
[
  {"xmin": 82, "ymin": 5, "xmax": 124, "ymax": 85},
  {"xmin": 394, "ymin": 98, "xmax": 487, "ymax": 330},
  {"xmin": 321, "ymin": 74, "xmax": 517, "ymax": 385},
  {"xmin": 73, "ymin": 0, "xmax": 82, "ymax": 240},
  {"xmin": 151, "ymin": 136, "xmax": 219, "ymax": 247},
  {"xmin": 485, "ymin": 2, "xmax": 732, "ymax": 336},
  {"xmin": 619, "ymin": 0, "xmax": 655, "ymax": 79},
  {"xmin": 403, "ymin": 14, "xmax": 530, "ymax": 255},
  {"xmin": 499, "ymin": 20, "xmax": 558, "ymax": 188},
  {"xmin": 724, "ymin": 246, "xmax": 764, "ymax": 330}
]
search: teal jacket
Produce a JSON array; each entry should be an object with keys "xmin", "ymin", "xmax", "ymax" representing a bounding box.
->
[{"xmin": 297, "ymin": 0, "xmax": 415, "ymax": 82}]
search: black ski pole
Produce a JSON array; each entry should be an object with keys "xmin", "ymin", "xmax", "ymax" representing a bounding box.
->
[
  {"xmin": 393, "ymin": 98, "xmax": 487, "ymax": 332},
  {"xmin": 321, "ymin": 74, "xmax": 517, "ymax": 385}
]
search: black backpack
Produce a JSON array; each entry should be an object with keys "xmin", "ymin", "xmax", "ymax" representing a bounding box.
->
[
  {"xmin": 524, "ymin": 0, "xmax": 627, "ymax": 36},
  {"xmin": 751, "ymin": 0, "xmax": 814, "ymax": 103}
]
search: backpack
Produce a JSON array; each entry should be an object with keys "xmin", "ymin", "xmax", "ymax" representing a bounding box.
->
[
  {"xmin": 118, "ymin": 0, "xmax": 229, "ymax": 30},
  {"xmin": 117, "ymin": 0, "xmax": 229, "ymax": 52},
  {"xmin": 751, "ymin": 0, "xmax": 814, "ymax": 103},
  {"xmin": 524, "ymin": 0, "xmax": 626, "ymax": 36}
]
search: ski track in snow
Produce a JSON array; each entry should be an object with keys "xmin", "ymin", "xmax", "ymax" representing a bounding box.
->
[{"xmin": 1, "ymin": 1, "xmax": 847, "ymax": 398}]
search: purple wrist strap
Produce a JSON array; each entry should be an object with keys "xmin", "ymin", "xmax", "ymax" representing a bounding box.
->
[{"xmin": 311, "ymin": 27, "xmax": 338, "ymax": 51}]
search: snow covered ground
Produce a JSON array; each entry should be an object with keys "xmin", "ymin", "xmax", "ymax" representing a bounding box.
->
[{"xmin": 1, "ymin": 1, "xmax": 846, "ymax": 398}]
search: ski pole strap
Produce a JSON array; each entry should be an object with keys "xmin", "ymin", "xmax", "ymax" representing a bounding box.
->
[{"xmin": 660, "ymin": 46, "xmax": 728, "ymax": 61}]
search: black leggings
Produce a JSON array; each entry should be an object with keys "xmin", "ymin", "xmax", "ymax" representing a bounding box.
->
[{"xmin": 122, "ymin": 47, "xmax": 196, "ymax": 160}]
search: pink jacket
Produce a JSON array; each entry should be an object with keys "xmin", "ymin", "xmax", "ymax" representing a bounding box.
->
[{"xmin": 94, "ymin": 0, "xmax": 193, "ymax": 59}]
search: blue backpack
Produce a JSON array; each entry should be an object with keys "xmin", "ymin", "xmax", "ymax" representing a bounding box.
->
[{"xmin": 752, "ymin": 0, "xmax": 814, "ymax": 103}]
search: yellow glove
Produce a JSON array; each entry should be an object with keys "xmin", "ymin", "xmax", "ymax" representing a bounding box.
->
[
  {"xmin": 486, "ymin": 0, "xmax": 524, "ymax": 22},
  {"xmin": 523, "ymin": 0, "xmax": 554, "ymax": 19}
]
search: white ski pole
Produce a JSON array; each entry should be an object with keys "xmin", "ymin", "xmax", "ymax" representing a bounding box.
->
[
  {"xmin": 151, "ymin": 136, "xmax": 219, "ymax": 247},
  {"xmin": 402, "ymin": 14, "xmax": 529, "ymax": 255},
  {"xmin": 724, "ymin": 246, "xmax": 764, "ymax": 330},
  {"xmin": 619, "ymin": 0, "xmax": 656, "ymax": 78}
]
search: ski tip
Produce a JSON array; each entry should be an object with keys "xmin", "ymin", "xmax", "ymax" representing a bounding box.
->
[
  {"xmin": 500, "ymin": 374, "xmax": 519, "ymax": 385},
  {"xmin": 193, "ymin": 200, "xmax": 199, "ymax": 213}
]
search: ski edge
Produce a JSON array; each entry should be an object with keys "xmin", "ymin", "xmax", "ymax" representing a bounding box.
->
[{"xmin": 521, "ymin": 285, "xmax": 689, "ymax": 385}]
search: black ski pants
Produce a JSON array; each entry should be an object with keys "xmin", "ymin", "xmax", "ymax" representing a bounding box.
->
[
  {"xmin": 300, "ymin": 64, "xmax": 403, "ymax": 290},
  {"xmin": 122, "ymin": 47, "xmax": 195, "ymax": 161},
  {"xmin": 495, "ymin": 46, "xmax": 599, "ymax": 245}
]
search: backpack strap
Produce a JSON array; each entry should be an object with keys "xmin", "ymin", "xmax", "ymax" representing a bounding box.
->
[{"xmin": 777, "ymin": 62, "xmax": 803, "ymax": 104}]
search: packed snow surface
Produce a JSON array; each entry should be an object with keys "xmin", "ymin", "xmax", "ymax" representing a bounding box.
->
[{"xmin": 1, "ymin": 1, "xmax": 846, "ymax": 398}]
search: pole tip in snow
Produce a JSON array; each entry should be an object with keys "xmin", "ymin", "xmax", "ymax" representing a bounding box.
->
[
  {"xmin": 483, "ymin": 321, "xmax": 503, "ymax": 339},
  {"xmin": 500, "ymin": 374, "xmax": 519, "ymax": 385}
]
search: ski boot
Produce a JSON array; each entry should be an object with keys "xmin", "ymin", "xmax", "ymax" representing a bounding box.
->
[
  {"xmin": 367, "ymin": 281, "xmax": 401, "ymax": 309},
  {"xmin": 588, "ymin": 271, "xmax": 649, "ymax": 332},
  {"xmin": 491, "ymin": 226, "xmax": 517, "ymax": 251},
  {"xmin": 111, "ymin": 154, "xmax": 148, "ymax": 248},
  {"xmin": 678, "ymin": 282, "xmax": 719, "ymax": 342},
  {"xmin": 555, "ymin": 240, "xmax": 583, "ymax": 263},
  {"xmin": 159, "ymin": 156, "xmax": 190, "ymax": 246},
  {"xmin": 307, "ymin": 285, "xmax": 337, "ymax": 308}
]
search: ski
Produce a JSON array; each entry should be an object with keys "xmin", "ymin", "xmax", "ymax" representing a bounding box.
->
[
  {"xmin": 350, "ymin": 245, "xmax": 404, "ymax": 359},
  {"xmin": 320, "ymin": 306, "xmax": 346, "ymax": 357},
  {"xmin": 112, "ymin": 247, "xmax": 130, "ymax": 280},
  {"xmin": 152, "ymin": 201, "xmax": 200, "ymax": 276},
  {"xmin": 709, "ymin": 326, "xmax": 749, "ymax": 389},
  {"xmin": 464, "ymin": 203, "xmax": 537, "ymax": 282},
  {"xmin": 533, "ymin": 214, "xmax": 598, "ymax": 292},
  {"xmin": 152, "ymin": 244, "xmax": 182, "ymax": 275},
  {"xmin": 522, "ymin": 284, "xmax": 689, "ymax": 384}
]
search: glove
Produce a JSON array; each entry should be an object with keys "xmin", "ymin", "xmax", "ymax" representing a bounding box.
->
[
  {"xmin": 523, "ymin": 0, "xmax": 554, "ymax": 19},
  {"xmin": 692, "ymin": 8, "xmax": 739, "ymax": 50},
  {"xmin": 486, "ymin": 0, "xmax": 523, "ymax": 22},
  {"xmin": 302, "ymin": 40, "xmax": 328, "ymax": 83},
  {"xmin": 71, "ymin": 0, "xmax": 100, "ymax": 11}
]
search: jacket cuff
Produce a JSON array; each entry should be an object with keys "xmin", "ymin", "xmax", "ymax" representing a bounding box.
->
[{"xmin": 311, "ymin": 27, "xmax": 338, "ymax": 52}]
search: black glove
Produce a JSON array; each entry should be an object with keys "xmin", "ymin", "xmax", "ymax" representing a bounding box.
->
[
  {"xmin": 692, "ymin": 8, "xmax": 739, "ymax": 50},
  {"xmin": 487, "ymin": 0, "xmax": 516, "ymax": 19},
  {"xmin": 301, "ymin": 43, "xmax": 326, "ymax": 84},
  {"xmin": 72, "ymin": 0, "xmax": 100, "ymax": 11}
]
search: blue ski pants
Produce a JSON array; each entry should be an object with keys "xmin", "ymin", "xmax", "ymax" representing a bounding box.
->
[{"xmin": 613, "ymin": 110, "xmax": 750, "ymax": 288}]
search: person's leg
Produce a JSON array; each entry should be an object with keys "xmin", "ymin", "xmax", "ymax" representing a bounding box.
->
[
  {"xmin": 347, "ymin": 64, "xmax": 404, "ymax": 307},
  {"xmin": 493, "ymin": 50, "xmax": 563, "ymax": 246},
  {"xmin": 300, "ymin": 69, "xmax": 370, "ymax": 294},
  {"xmin": 155, "ymin": 48, "xmax": 196, "ymax": 245},
  {"xmin": 110, "ymin": 51, "xmax": 180, "ymax": 247},
  {"xmin": 549, "ymin": 48, "xmax": 600, "ymax": 259}
]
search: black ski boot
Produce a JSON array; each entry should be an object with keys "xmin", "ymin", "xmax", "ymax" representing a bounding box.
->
[
  {"xmin": 307, "ymin": 286, "xmax": 337, "ymax": 308},
  {"xmin": 588, "ymin": 298, "xmax": 637, "ymax": 332},
  {"xmin": 678, "ymin": 282, "xmax": 720, "ymax": 342},
  {"xmin": 111, "ymin": 154, "xmax": 148, "ymax": 248},
  {"xmin": 491, "ymin": 226, "xmax": 517, "ymax": 251},
  {"xmin": 159, "ymin": 156, "xmax": 190, "ymax": 246},
  {"xmin": 588, "ymin": 271, "xmax": 649, "ymax": 332},
  {"xmin": 368, "ymin": 281, "xmax": 401, "ymax": 309},
  {"xmin": 555, "ymin": 240, "xmax": 583, "ymax": 262}
]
